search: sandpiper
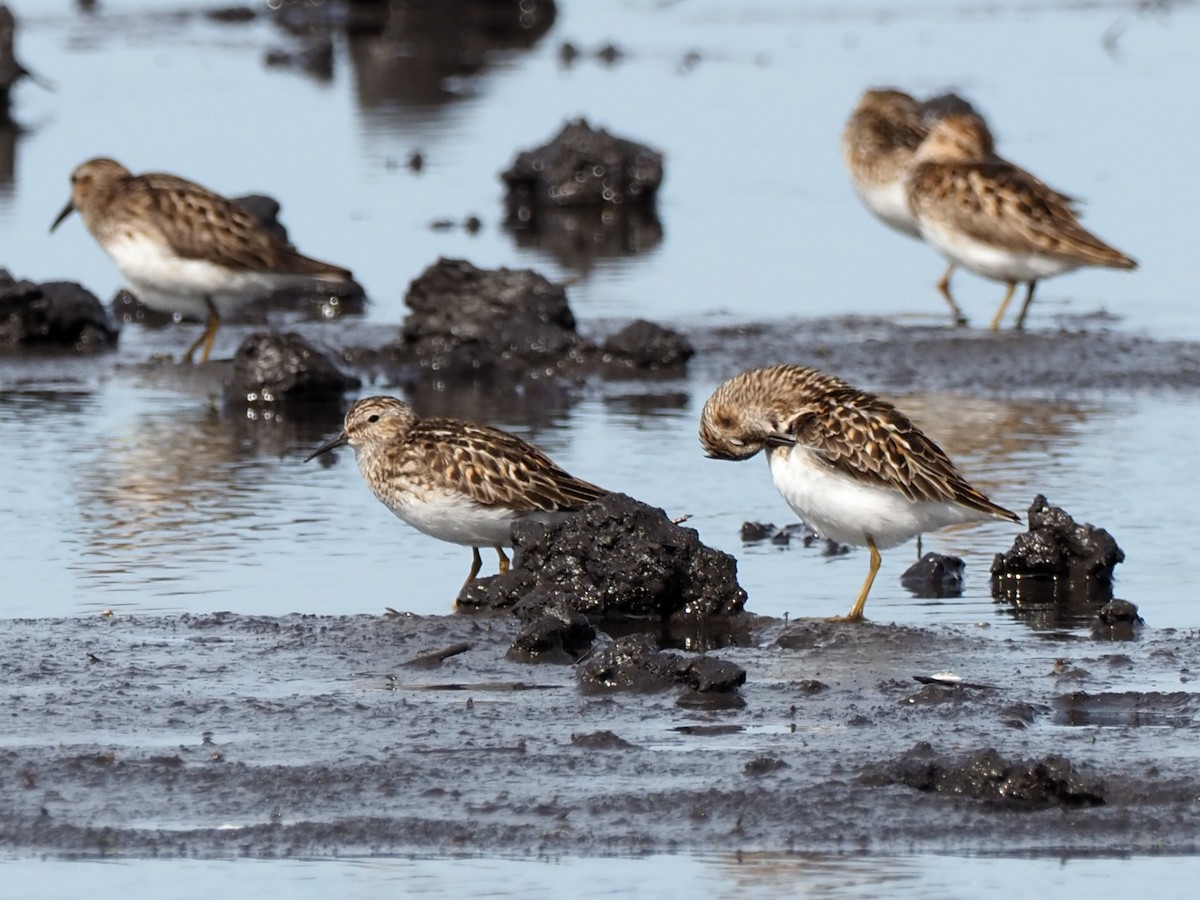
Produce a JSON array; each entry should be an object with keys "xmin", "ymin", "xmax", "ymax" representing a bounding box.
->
[
  {"xmin": 51, "ymin": 157, "xmax": 352, "ymax": 363},
  {"xmin": 305, "ymin": 396, "xmax": 610, "ymax": 594},
  {"xmin": 907, "ymin": 115, "xmax": 1137, "ymax": 330},
  {"xmin": 842, "ymin": 88, "xmax": 994, "ymax": 324},
  {"xmin": 700, "ymin": 365, "xmax": 1019, "ymax": 621}
]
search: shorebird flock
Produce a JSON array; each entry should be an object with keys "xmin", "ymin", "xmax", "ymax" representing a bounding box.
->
[{"xmin": 42, "ymin": 83, "xmax": 1135, "ymax": 621}]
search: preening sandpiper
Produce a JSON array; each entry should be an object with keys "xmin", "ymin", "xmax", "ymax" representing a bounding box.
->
[{"xmin": 700, "ymin": 364, "xmax": 1019, "ymax": 621}]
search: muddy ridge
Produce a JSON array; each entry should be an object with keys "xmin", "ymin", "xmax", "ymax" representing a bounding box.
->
[{"xmin": 2, "ymin": 612, "xmax": 1199, "ymax": 859}]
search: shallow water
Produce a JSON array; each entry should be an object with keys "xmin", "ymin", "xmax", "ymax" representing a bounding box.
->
[
  {"xmin": 1, "ymin": 0, "xmax": 1190, "ymax": 336},
  {"xmin": 0, "ymin": 370, "xmax": 1187, "ymax": 631},
  {"xmin": 1, "ymin": 0, "xmax": 1198, "ymax": 890},
  {"xmin": 7, "ymin": 854, "xmax": 1200, "ymax": 899}
]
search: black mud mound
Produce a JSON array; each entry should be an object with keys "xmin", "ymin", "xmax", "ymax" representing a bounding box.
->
[
  {"xmin": 1092, "ymin": 598, "xmax": 1144, "ymax": 641},
  {"xmin": 901, "ymin": 553, "xmax": 965, "ymax": 598},
  {"xmin": 227, "ymin": 331, "xmax": 359, "ymax": 407},
  {"xmin": 508, "ymin": 601, "xmax": 596, "ymax": 664},
  {"xmin": 600, "ymin": 319, "xmax": 694, "ymax": 373},
  {"xmin": 393, "ymin": 257, "xmax": 587, "ymax": 379},
  {"xmin": 991, "ymin": 495, "xmax": 1125, "ymax": 626},
  {"xmin": 577, "ymin": 633, "xmax": 746, "ymax": 697},
  {"xmin": 367, "ymin": 258, "xmax": 691, "ymax": 383},
  {"xmin": 502, "ymin": 118, "xmax": 663, "ymax": 210},
  {"xmin": 871, "ymin": 743, "xmax": 1106, "ymax": 809},
  {"xmin": 501, "ymin": 119, "xmax": 665, "ymax": 267},
  {"xmin": 739, "ymin": 520, "xmax": 848, "ymax": 555},
  {"xmin": 459, "ymin": 493, "xmax": 747, "ymax": 622},
  {"xmin": 0, "ymin": 273, "xmax": 117, "ymax": 352}
]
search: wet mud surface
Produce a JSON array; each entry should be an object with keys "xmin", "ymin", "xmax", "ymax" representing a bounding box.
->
[{"xmin": 4, "ymin": 611, "xmax": 1200, "ymax": 858}]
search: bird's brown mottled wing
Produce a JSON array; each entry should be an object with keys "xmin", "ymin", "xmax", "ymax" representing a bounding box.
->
[
  {"xmin": 790, "ymin": 387, "xmax": 1018, "ymax": 521},
  {"xmin": 125, "ymin": 173, "xmax": 350, "ymax": 278},
  {"xmin": 911, "ymin": 161, "xmax": 1135, "ymax": 268},
  {"xmin": 411, "ymin": 420, "xmax": 609, "ymax": 512}
]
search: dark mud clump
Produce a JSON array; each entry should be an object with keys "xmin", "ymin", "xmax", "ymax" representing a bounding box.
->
[
  {"xmin": 600, "ymin": 319, "xmax": 694, "ymax": 372},
  {"xmin": 991, "ymin": 495, "xmax": 1125, "ymax": 610},
  {"xmin": 1092, "ymin": 599, "xmax": 1144, "ymax": 641},
  {"xmin": 501, "ymin": 119, "xmax": 665, "ymax": 267},
  {"xmin": 577, "ymin": 633, "xmax": 746, "ymax": 699},
  {"xmin": 388, "ymin": 257, "xmax": 691, "ymax": 383},
  {"xmin": 570, "ymin": 730, "xmax": 638, "ymax": 750},
  {"xmin": 502, "ymin": 118, "xmax": 663, "ymax": 210},
  {"xmin": 0, "ymin": 273, "xmax": 117, "ymax": 351},
  {"xmin": 227, "ymin": 331, "xmax": 360, "ymax": 406},
  {"xmin": 739, "ymin": 520, "xmax": 848, "ymax": 554},
  {"xmin": 900, "ymin": 552, "xmax": 965, "ymax": 598},
  {"xmin": 459, "ymin": 493, "xmax": 747, "ymax": 623},
  {"xmin": 508, "ymin": 601, "xmax": 596, "ymax": 664},
  {"xmin": 873, "ymin": 743, "xmax": 1106, "ymax": 809},
  {"xmin": 231, "ymin": 194, "xmax": 289, "ymax": 244},
  {"xmin": 109, "ymin": 288, "xmax": 174, "ymax": 327},
  {"xmin": 393, "ymin": 257, "xmax": 587, "ymax": 379}
]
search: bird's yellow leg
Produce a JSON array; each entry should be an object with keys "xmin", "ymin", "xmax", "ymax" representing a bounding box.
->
[
  {"xmin": 827, "ymin": 537, "xmax": 880, "ymax": 622},
  {"xmin": 936, "ymin": 263, "xmax": 968, "ymax": 327},
  {"xmin": 495, "ymin": 546, "xmax": 510, "ymax": 574},
  {"xmin": 1013, "ymin": 280, "xmax": 1038, "ymax": 331},
  {"xmin": 461, "ymin": 547, "xmax": 483, "ymax": 592},
  {"xmin": 989, "ymin": 281, "xmax": 1017, "ymax": 332},
  {"xmin": 183, "ymin": 297, "xmax": 221, "ymax": 364}
]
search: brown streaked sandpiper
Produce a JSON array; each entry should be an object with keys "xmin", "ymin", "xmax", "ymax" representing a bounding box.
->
[
  {"xmin": 842, "ymin": 88, "xmax": 994, "ymax": 325},
  {"xmin": 305, "ymin": 396, "xmax": 611, "ymax": 595},
  {"xmin": 51, "ymin": 157, "xmax": 352, "ymax": 363},
  {"xmin": 700, "ymin": 364, "xmax": 1019, "ymax": 621},
  {"xmin": 907, "ymin": 114, "xmax": 1137, "ymax": 330}
]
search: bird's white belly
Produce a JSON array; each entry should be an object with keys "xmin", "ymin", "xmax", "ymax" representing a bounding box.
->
[
  {"xmin": 857, "ymin": 180, "xmax": 920, "ymax": 238},
  {"xmin": 917, "ymin": 218, "xmax": 1078, "ymax": 282},
  {"xmin": 767, "ymin": 446, "xmax": 988, "ymax": 550},
  {"xmin": 104, "ymin": 232, "xmax": 306, "ymax": 316},
  {"xmin": 371, "ymin": 480, "xmax": 576, "ymax": 548}
]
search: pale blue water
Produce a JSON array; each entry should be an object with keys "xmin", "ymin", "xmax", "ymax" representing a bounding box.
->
[{"xmin": 7, "ymin": 854, "xmax": 1200, "ymax": 899}]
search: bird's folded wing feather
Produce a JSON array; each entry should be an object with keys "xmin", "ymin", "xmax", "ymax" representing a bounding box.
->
[
  {"xmin": 918, "ymin": 162, "xmax": 1128, "ymax": 265},
  {"xmin": 130, "ymin": 174, "xmax": 295, "ymax": 271},
  {"xmin": 415, "ymin": 422, "xmax": 609, "ymax": 512},
  {"xmin": 790, "ymin": 393, "xmax": 1001, "ymax": 514}
]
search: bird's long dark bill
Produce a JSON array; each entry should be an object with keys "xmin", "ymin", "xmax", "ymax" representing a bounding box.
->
[
  {"xmin": 50, "ymin": 200, "xmax": 75, "ymax": 233},
  {"xmin": 304, "ymin": 432, "xmax": 349, "ymax": 462},
  {"xmin": 764, "ymin": 432, "xmax": 796, "ymax": 448}
]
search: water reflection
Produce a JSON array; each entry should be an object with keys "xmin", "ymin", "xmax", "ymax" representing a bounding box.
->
[
  {"xmin": 344, "ymin": 0, "xmax": 557, "ymax": 126},
  {"xmin": 0, "ymin": 118, "xmax": 17, "ymax": 200},
  {"xmin": 68, "ymin": 399, "xmax": 334, "ymax": 595},
  {"xmin": 397, "ymin": 377, "xmax": 585, "ymax": 437},
  {"xmin": 991, "ymin": 576, "xmax": 1113, "ymax": 635},
  {"xmin": 886, "ymin": 393, "xmax": 1093, "ymax": 482},
  {"xmin": 503, "ymin": 204, "xmax": 665, "ymax": 273},
  {"xmin": 707, "ymin": 851, "xmax": 921, "ymax": 896}
]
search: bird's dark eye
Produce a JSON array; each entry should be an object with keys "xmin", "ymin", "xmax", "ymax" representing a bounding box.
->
[{"xmin": 367, "ymin": 414, "xmax": 380, "ymax": 423}]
